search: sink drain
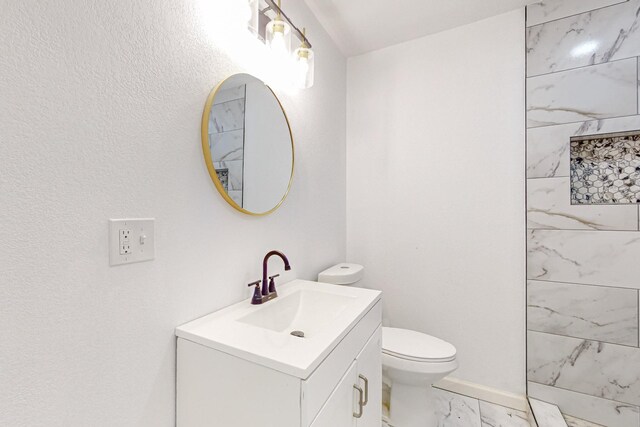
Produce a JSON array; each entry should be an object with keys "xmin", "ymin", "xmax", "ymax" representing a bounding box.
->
[{"xmin": 290, "ymin": 330, "xmax": 305, "ymax": 338}]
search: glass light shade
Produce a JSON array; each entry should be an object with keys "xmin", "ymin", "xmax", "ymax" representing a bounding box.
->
[
  {"xmin": 266, "ymin": 19, "xmax": 292, "ymax": 60},
  {"xmin": 294, "ymin": 46, "xmax": 314, "ymax": 88},
  {"xmin": 247, "ymin": 0, "xmax": 259, "ymax": 35}
]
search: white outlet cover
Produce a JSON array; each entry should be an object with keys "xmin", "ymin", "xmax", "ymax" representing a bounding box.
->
[{"xmin": 109, "ymin": 218, "xmax": 155, "ymax": 266}]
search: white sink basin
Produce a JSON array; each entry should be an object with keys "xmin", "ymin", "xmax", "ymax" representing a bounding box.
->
[
  {"xmin": 175, "ymin": 279, "xmax": 381, "ymax": 378},
  {"xmin": 237, "ymin": 288, "xmax": 356, "ymax": 337}
]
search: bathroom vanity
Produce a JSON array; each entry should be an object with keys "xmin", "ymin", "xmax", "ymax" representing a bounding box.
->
[{"xmin": 176, "ymin": 279, "xmax": 382, "ymax": 427}]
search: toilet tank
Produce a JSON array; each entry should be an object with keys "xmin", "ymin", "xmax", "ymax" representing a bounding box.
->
[{"xmin": 317, "ymin": 263, "xmax": 364, "ymax": 285}]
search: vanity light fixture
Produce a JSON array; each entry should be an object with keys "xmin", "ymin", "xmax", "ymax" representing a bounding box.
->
[
  {"xmin": 266, "ymin": 0, "xmax": 292, "ymax": 61},
  {"xmin": 254, "ymin": 0, "xmax": 314, "ymax": 89},
  {"xmin": 247, "ymin": 0, "xmax": 260, "ymax": 36},
  {"xmin": 294, "ymin": 28, "xmax": 314, "ymax": 88}
]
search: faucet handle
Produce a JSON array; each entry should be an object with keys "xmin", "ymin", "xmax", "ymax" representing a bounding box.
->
[
  {"xmin": 247, "ymin": 280, "xmax": 262, "ymax": 305},
  {"xmin": 268, "ymin": 274, "xmax": 280, "ymax": 294}
]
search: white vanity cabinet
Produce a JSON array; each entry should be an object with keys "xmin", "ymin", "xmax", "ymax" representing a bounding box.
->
[
  {"xmin": 310, "ymin": 329, "xmax": 382, "ymax": 427},
  {"xmin": 176, "ymin": 280, "xmax": 381, "ymax": 427}
]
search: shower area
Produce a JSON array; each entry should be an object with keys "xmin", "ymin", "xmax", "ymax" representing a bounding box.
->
[{"xmin": 525, "ymin": 1, "xmax": 640, "ymax": 425}]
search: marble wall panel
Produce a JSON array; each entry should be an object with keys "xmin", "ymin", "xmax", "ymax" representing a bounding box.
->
[
  {"xmin": 528, "ymin": 229, "xmax": 640, "ymax": 289},
  {"xmin": 528, "ymin": 331, "xmax": 640, "ymax": 405},
  {"xmin": 526, "ymin": 0, "xmax": 629, "ymax": 27},
  {"xmin": 527, "ymin": 177, "xmax": 639, "ymax": 230},
  {"xmin": 527, "ymin": 58, "xmax": 637, "ymax": 128},
  {"xmin": 528, "ymin": 115, "xmax": 640, "ymax": 178},
  {"xmin": 526, "ymin": 0, "xmax": 640, "ymax": 418},
  {"xmin": 210, "ymin": 129, "xmax": 244, "ymax": 162},
  {"xmin": 527, "ymin": 0, "xmax": 640, "ymax": 76},
  {"xmin": 209, "ymin": 98, "xmax": 245, "ymax": 133},
  {"xmin": 528, "ymin": 382, "xmax": 640, "ymax": 427},
  {"xmin": 527, "ymin": 280, "xmax": 639, "ymax": 345}
]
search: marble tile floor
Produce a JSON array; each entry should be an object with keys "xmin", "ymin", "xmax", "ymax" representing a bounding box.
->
[
  {"xmin": 529, "ymin": 398, "xmax": 566, "ymax": 426},
  {"xmin": 380, "ymin": 387, "xmax": 602, "ymax": 427},
  {"xmin": 382, "ymin": 387, "xmax": 530, "ymax": 427}
]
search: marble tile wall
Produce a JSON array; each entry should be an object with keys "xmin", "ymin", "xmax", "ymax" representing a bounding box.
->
[
  {"xmin": 528, "ymin": 116, "xmax": 640, "ymax": 179},
  {"xmin": 528, "ymin": 332, "xmax": 640, "ymax": 405},
  {"xmin": 527, "ymin": 59, "xmax": 637, "ymax": 128},
  {"xmin": 527, "ymin": 1, "xmax": 640, "ymax": 76},
  {"xmin": 209, "ymin": 84, "xmax": 246, "ymax": 205},
  {"xmin": 527, "ymin": 177, "xmax": 638, "ymax": 230},
  {"xmin": 527, "ymin": 280, "xmax": 638, "ymax": 345},
  {"xmin": 526, "ymin": 0, "xmax": 629, "ymax": 27},
  {"xmin": 528, "ymin": 382, "xmax": 640, "ymax": 427},
  {"xmin": 528, "ymin": 229, "xmax": 640, "ymax": 289},
  {"xmin": 526, "ymin": 1, "xmax": 640, "ymax": 424}
]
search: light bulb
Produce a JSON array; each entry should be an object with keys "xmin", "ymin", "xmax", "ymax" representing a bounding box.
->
[
  {"xmin": 295, "ymin": 56, "xmax": 309, "ymax": 87},
  {"xmin": 266, "ymin": 19, "xmax": 291, "ymax": 61},
  {"xmin": 294, "ymin": 46, "xmax": 314, "ymax": 89},
  {"xmin": 271, "ymin": 31, "xmax": 287, "ymax": 56}
]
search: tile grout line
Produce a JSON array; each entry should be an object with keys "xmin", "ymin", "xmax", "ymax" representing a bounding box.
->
[
  {"xmin": 527, "ymin": 277, "xmax": 640, "ymax": 292},
  {"xmin": 528, "ymin": 227, "xmax": 640, "ymax": 233},
  {"xmin": 527, "ymin": 227, "xmax": 639, "ymax": 233},
  {"xmin": 527, "ymin": 113, "xmax": 640, "ymax": 131},
  {"xmin": 527, "ymin": 328, "xmax": 639, "ymax": 349}
]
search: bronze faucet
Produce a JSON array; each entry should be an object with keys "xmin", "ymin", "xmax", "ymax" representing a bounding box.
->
[{"xmin": 247, "ymin": 250, "xmax": 291, "ymax": 305}]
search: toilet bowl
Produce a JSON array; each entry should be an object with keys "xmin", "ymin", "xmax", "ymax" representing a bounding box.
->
[
  {"xmin": 382, "ymin": 327, "xmax": 457, "ymax": 427},
  {"xmin": 318, "ymin": 264, "xmax": 458, "ymax": 427}
]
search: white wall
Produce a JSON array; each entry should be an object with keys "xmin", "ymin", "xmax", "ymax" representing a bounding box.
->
[
  {"xmin": 0, "ymin": 1, "xmax": 346, "ymax": 425},
  {"xmin": 346, "ymin": 10, "xmax": 526, "ymax": 394}
]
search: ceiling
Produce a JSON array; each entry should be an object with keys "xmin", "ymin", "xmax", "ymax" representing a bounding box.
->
[{"xmin": 304, "ymin": 0, "xmax": 539, "ymax": 56}]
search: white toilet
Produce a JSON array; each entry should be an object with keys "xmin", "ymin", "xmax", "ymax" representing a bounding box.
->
[{"xmin": 319, "ymin": 263, "xmax": 458, "ymax": 427}]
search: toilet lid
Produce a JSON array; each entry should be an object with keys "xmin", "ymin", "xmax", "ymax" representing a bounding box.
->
[{"xmin": 382, "ymin": 327, "xmax": 456, "ymax": 362}]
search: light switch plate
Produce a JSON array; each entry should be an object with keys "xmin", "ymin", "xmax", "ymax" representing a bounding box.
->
[{"xmin": 109, "ymin": 218, "xmax": 155, "ymax": 266}]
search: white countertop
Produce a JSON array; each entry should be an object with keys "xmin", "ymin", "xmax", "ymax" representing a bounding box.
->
[{"xmin": 175, "ymin": 279, "xmax": 381, "ymax": 379}]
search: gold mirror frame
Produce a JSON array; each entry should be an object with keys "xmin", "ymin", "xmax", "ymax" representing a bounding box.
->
[{"xmin": 201, "ymin": 74, "xmax": 295, "ymax": 216}]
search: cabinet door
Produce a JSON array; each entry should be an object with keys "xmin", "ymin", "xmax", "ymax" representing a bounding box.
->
[
  {"xmin": 356, "ymin": 327, "xmax": 382, "ymax": 427},
  {"xmin": 311, "ymin": 362, "xmax": 358, "ymax": 427}
]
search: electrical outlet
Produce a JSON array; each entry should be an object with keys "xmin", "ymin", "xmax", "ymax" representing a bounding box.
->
[
  {"xmin": 120, "ymin": 229, "xmax": 131, "ymax": 243},
  {"xmin": 119, "ymin": 229, "xmax": 131, "ymax": 255},
  {"xmin": 109, "ymin": 219, "xmax": 155, "ymax": 266}
]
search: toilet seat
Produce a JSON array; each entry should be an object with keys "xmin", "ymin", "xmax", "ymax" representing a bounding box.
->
[{"xmin": 382, "ymin": 327, "xmax": 456, "ymax": 363}]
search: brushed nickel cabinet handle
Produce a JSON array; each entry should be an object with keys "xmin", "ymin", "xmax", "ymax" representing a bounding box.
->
[
  {"xmin": 359, "ymin": 374, "xmax": 369, "ymax": 406},
  {"xmin": 353, "ymin": 384, "xmax": 364, "ymax": 418}
]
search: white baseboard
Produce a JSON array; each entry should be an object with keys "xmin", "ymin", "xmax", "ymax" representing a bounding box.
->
[{"xmin": 433, "ymin": 377, "xmax": 528, "ymax": 412}]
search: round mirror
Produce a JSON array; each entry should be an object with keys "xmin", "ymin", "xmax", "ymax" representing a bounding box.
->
[{"xmin": 201, "ymin": 73, "xmax": 294, "ymax": 215}]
